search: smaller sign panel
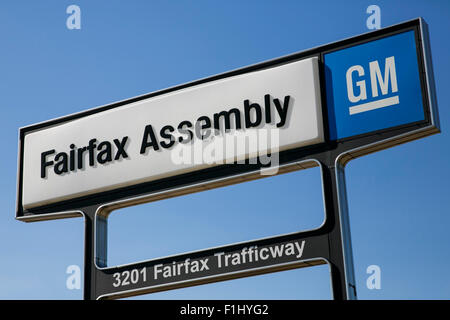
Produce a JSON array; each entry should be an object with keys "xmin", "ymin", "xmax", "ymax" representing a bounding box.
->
[
  {"xmin": 324, "ymin": 30, "xmax": 426, "ymax": 140},
  {"xmin": 96, "ymin": 233, "xmax": 329, "ymax": 299}
]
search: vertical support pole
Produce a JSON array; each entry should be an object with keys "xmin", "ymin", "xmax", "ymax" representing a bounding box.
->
[
  {"xmin": 83, "ymin": 209, "xmax": 95, "ymax": 300},
  {"xmin": 82, "ymin": 205, "xmax": 108, "ymax": 300},
  {"xmin": 321, "ymin": 160, "xmax": 357, "ymax": 300}
]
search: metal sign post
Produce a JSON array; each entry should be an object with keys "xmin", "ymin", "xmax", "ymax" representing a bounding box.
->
[{"xmin": 16, "ymin": 18, "xmax": 439, "ymax": 300}]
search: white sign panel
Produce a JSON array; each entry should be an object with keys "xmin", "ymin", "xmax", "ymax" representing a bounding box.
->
[{"xmin": 22, "ymin": 57, "xmax": 324, "ymax": 209}]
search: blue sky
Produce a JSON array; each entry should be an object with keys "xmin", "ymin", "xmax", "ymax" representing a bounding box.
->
[{"xmin": 1, "ymin": 1, "xmax": 449, "ymax": 299}]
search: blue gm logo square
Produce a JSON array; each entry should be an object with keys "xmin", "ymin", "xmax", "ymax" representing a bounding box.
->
[{"xmin": 324, "ymin": 30, "xmax": 425, "ymax": 140}]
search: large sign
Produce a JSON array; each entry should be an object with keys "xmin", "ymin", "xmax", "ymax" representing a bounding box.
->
[
  {"xmin": 16, "ymin": 18, "xmax": 439, "ymax": 300},
  {"xmin": 21, "ymin": 58, "xmax": 323, "ymax": 210},
  {"xmin": 17, "ymin": 20, "xmax": 438, "ymax": 220}
]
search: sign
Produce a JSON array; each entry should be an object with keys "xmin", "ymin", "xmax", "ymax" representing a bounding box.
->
[
  {"xmin": 324, "ymin": 30, "xmax": 427, "ymax": 140},
  {"xmin": 17, "ymin": 20, "xmax": 438, "ymax": 220},
  {"xmin": 96, "ymin": 232, "xmax": 328, "ymax": 299},
  {"xmin": 16, "ymin": 18, "xmax": 439, "ymax": 300},
  {"xmin": 20, "ymin": 57, "xmax": 323, "ymax": 210}
]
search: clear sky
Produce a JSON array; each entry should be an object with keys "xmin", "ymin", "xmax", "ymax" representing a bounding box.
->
[{"xmin": 0, "ymin": 0, "xmax": 449, "ymax": 300}]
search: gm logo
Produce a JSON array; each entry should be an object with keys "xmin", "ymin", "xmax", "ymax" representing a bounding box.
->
[
  {"xmin": 324, "ymin": 31, "xmax": 425, "ymax": 140},
  {"xmin": 346, "ymin": 56, "xmax": 398, "ymax": 115}
]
